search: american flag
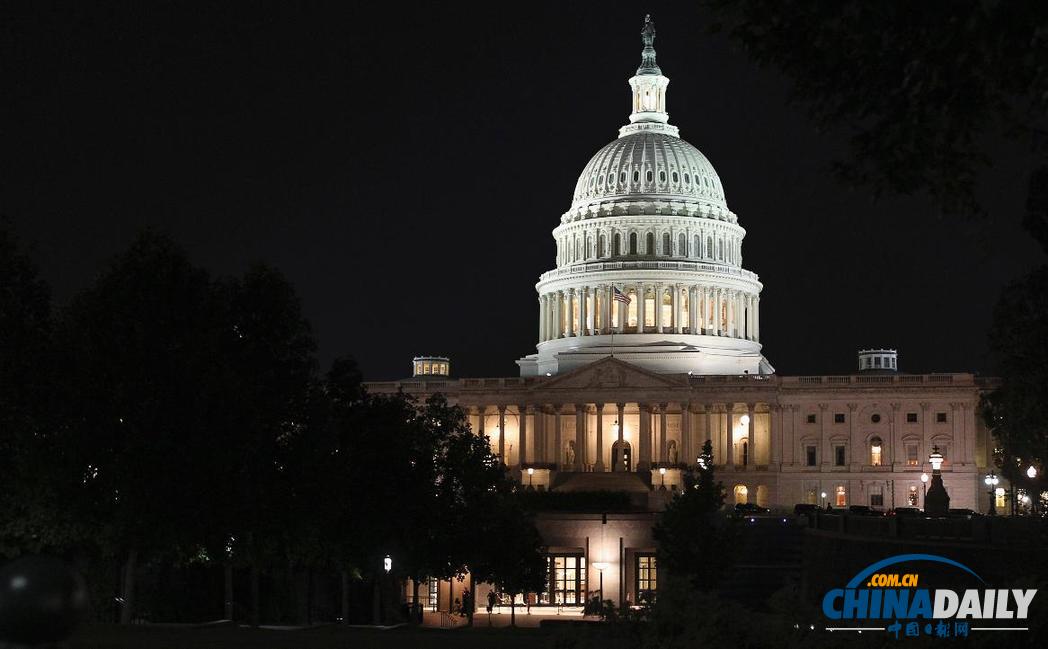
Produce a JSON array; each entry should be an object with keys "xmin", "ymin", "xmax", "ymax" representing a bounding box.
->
[{"xmin": 612, "ymin": 286, "xmax": 631, "ymax": 304}]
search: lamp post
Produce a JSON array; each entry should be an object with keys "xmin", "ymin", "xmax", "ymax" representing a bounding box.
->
[
  {"xmin": 923, "ymin": 446, "xmax": 950, "ymax": 516},
  {"xmin": 984, "ymin": 472, "xmax": 1000, "ymax": 516},
  {"xmin": 527, "ymin": 466, "xmax": 535, "ymax": 490},
  {"xmin": 658, "ymin": 466, "xmax": 667, "ymax": 490},
  {"xmin": 383, "ymin": 555, "xmax": 392, "ymax": 574},
  {"xmin": 1027, "ymin": 466, "xmax": 1038, "ymax": 516},
  {"xmin": 820, "ymin": 491, "xmax": 827, "ymax": 508},
  {"xmin": 920, "ymin": 473, "xmax": 928, "ymax": 509}
]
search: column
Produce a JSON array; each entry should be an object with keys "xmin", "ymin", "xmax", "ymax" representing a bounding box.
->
[
  {"xmin": 497, "ymin": 405, "xmax": 506, "ymax": 462},
  {"xmin": 606, "ymin": 284, "xmax": 614, "ymax": 334},
  {"xmin": 747, "ymin": 403, "xmax": 756, "ymax": 465},
  {"xmin": 687, "ymin": 286, "xmax": 696, "ymax": 334},
  {"xmin": 722, "ymin": 405, "xmax": 732, "ymax": 467},
  {"xmin": 921, "ymin": 402, "xmax": 930, "ymax": 459},
  {"xmin": 595, "ymin": 403, "xmax": 605, "ymax": 471},
  {"xmin": 848, "ymin": 403, "xmax": 859, "ymax": 465},
  {"xmin": 819, "ymin": 403, "xmax": 829, "ymax": 466},
  {"xmin": 655, "ymin": 284, "xmax": 664, "ymax": 333},
  {"xmin": 659, "ymin": 405, "xmax": 669, "ymax": 464},
  {"xmin": 890, "ymin": 402, "xmax": 901, "ymax": 467},
  {"xmin": 638, "ymin": 404, "xmax": 651, "ymax": 470},
  {"xmin": 538, "ymin": 295, "xmax": 546, "ymax": 342},
  {"xmin": 552, "ymin": 292, "xmax": 561, "ymax": 339},
  {"xmin": 747, "ymin": 295, "xmax": 755, "ymax": 340},
  {"xmin": 617, "ymin": 286, "xmax": 626, "ymax": 334},
  {"xmin": 754, "ymin": 296, "xmax": 760, "ymax": 341},
  {"xmin": 770, "ymin": 405, "xmax": 782, "ymax": 468},
  {"xmin": 535, "ymin": 406, "xmax": 547, "ymax": 463},
  {"xmin": 706, "ymin": 405, "xmax": 715, "ymax": 463},
  {"xmin": 566, "ymin": 289, "xmax": 575, "ymax": 337},
  {"xmin": 637, "ymin": 285, "xmax": 645, "ymax": 333},
  {"xmin": 682, "ymin": 402, "xmax": 692, "ymax": 465},
  {"xmin": 554, "ymin": 405, "xmax": 563, "ymax": 467},
  {"xmin": 672, "ymin": 285, "xmax": 681, "ymax": 333},
  {"xmin": 580, "ymin": 286, "xmax": 589, "ymax": 336},
  {"xmin": 714, "ymin": 289, "xmax": 722, "ymax": 336},
  {"xmin": 519, "ymin": 404, "xmax": 528, "ymax": 467},
  {"xmin": 575, "ymin": 404, "xmax": 586, "ymax": 471},
  {"xmin": 617, "ymin": 403, "xmax": 626, "ymax": 442}
]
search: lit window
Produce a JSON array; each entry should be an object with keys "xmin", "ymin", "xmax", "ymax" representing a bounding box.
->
[
  {"xmin": 835, "ymin": 485, "xmax": 846, "ymax": 507},
  {"xmin": 906, "ymin": 443, "xmax": 919, "ymax": 466},
  {"xmin": 734, "ymin": 484, "xmax": 748, "ymax": 503},
  {"xmin": 870, "ymin": 437, "xmax": 883, "ymax": 466},
  {"xmin": 636, "ymin": 555, "xmax": 657, "ymax": 603},
  {"xmin": 908, "ymin": 486, "xmax": 919, "ymax": 506}
]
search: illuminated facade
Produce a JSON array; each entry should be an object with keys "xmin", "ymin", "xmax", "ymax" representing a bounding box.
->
[{"xmin": 372, "ymin": 17, "xmax": 994, "ymax": 613}]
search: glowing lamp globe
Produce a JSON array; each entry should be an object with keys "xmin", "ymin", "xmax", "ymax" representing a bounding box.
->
[{"xmin": 928, "ymin": 446, "xmax": 943, "ymax": 471}]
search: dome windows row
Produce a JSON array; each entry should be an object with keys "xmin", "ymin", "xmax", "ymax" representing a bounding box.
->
[
  {"xmin": 584, "ymin": 165, "xmax": 721, "ymax": 201},
  {"xmin": 556, "ymin": 228, "xmax": 742, "ymax": 267}
]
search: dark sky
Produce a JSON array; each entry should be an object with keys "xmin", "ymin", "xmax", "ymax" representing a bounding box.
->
[{"xmin": 3, "ymin": 3, "xmax": 1043, "ymax": 380}]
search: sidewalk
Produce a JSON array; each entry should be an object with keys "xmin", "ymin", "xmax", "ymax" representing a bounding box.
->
[{"xmin": 422, "ymin": 607, "xmax": 591, "ymax": 629}]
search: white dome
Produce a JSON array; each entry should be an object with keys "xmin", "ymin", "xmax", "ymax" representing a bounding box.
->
[{"xmin": 571, "ymin": 131, "xmax": 727, "ymax": 211}]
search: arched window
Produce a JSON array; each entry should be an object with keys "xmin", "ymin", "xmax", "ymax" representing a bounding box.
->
[
  {"xmin": 629, "ymin": 232, "xmax": 638, "ymax": 255},
  {"xmin": 633, "ymin": 170, "xmax": 639, "ymax": 183},
  {"xmin": 734, "ymin": 485, "xmax": 748, "ymax": 504},
  {"xmin": 584, "ymin": 234, "xmax": 590, "ymax": 259},
  {"xmin": 646, "ymin": 232, "xmax": 655, "ymax": 255},
  {"xmin": 718, "ymin": 239, "xmax": 724, "ymax": 260},
  {"xmin": 619, "ymin": 170, "xmax": 626, "ymax": 184},
  {"xmin": 614, "ymin": 233, "xmax": 622, "ymax": 256},
  {"xmin": 646, "ymin": 169, "xmax": 653, "ymax": 183},
  {"xmin": 684, "ymin": 173, "xmax": 690, "ymax": 184},
  {"xmin": 678, "ymin": 233, "xmax": 686, "ymax": 257},
  {"xmin": 835, "ymin": 485, "xmax": 847, "ymax": 507},
  {"xmin": 706, "ymin": 236, "xmax": 713, "ymax": 258},
  {"xmin": 870, "ymin": 437, "xmax": 883, "ymax": 466},
  {"xmin": 672, "ymin": 171, "xmax": 679, "ymax": 183},
  {"xmin": 599, "ymin": 234, "xmax": 606, "ymax": 257},
  {"xmin": 693, "ymin": 235, "xmax": 700, "ymax": 258},
  {"xmin": 659, "ymin": 170, "xmax": 666, "ymax": 183},
  {"xmin": 662, "ymin": 232, "xmax": 671, "ymax": 256}
]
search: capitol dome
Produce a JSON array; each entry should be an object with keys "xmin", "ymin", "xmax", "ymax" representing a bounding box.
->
[
  {"xmin": 571, "ymin": 131, "xmax": 727, "ymax": 212},
  {"xmin": 517, "ymin": 16, "xmax": 773, "ymax": 378}
]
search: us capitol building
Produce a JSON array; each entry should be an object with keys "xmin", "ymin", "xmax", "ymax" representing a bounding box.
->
[{"xmin": 369, "ymin": 18, "xmax": 993, "ymax": 612}]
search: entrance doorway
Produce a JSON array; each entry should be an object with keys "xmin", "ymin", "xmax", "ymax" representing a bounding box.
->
[{"xmin": 612, "ymin": 440, "xmax": 632, "ymax": 472}]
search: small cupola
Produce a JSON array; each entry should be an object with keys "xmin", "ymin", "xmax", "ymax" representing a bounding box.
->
[
  {"xmin": 857, "ymin": 349, "xmax": 898, "ymax": 373},
  {"xmin": 412, "ymin": 356, "xmax": 450, "ymax": 378}
]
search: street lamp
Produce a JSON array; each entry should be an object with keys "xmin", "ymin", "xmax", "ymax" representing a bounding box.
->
[
  {"xmin": 1027, "ymin": 465, "xmax": 1037, "ymax": 479},
  {"xmin": 527, "ymin": 466, "xmax": 535, "ymax": 489},
  {"xmin": 658, "ymin": 466, "xmax": 667, "ymax": 490},
  {"xmin": 1026, "ymin": 465, "xmax": 1038, "ymax": 515},
  {"xmin": 820, "ymin": 491, "xmax": 827, "ymax": 508},
  {"xmin": 740, "ymin": 414, "xmax": 750, "ymax": 426},
  {"xmin": 383, "ymin": 555, "xmax": 392, "ymax": 574},
  {"xmin": 984, "ymin": 473, "xmax": 1000, "ymax": 516},
  {"xmin": 920, "ymin": 472, "xmax": 928, "ymax": 507},
  {"xmin": 591, "ymin": 562, "xmax": 609, "ymax": 608}
]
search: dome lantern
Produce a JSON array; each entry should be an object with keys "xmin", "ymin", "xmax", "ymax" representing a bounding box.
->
[{"xmin": 623, "ymin": 15, "xmax": 676, "ymax": 137}]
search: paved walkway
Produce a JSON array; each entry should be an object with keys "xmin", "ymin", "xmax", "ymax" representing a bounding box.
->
[{"xmin": 422, "ymin": 607, "xmax": 592, "ymax": 629}]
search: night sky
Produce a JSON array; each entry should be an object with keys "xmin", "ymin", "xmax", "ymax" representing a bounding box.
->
[{"xmin": 3, "ymin": 3, "xmax": 1043, "ymax": 380}]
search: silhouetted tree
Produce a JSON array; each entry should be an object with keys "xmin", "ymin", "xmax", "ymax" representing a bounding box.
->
[{"xmin": 653, "ymin": 440, "xmax": 735, "ymax": 591}]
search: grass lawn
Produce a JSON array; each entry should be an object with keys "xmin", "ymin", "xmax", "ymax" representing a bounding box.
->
[{"xmin": 71, "ymin": 623, "xmax": 555, "ymax": 649}]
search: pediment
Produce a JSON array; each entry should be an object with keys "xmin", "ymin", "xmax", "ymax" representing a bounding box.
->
[{"xmin": 536, "ymin": 357, "xmax": 686, "ymax": 391}]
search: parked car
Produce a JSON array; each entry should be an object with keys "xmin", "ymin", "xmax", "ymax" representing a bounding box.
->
[
  {"xmin": 734, "ymin": 503, "xmax": 770, "ymax": 514},
  {"xmin": 948, "ymin": 508, "xmax": 982, "ymax": 519},
  {"xmin": 848, "ymin": 505, "xmax": 885, "ymax": 516},
  {"xmin": 794, "ymin": 503, "xmax": 819, "ymax": 515},
  {"xmin": 888, "ymin": 507, "xmax": 923, "ymax": 517}
]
